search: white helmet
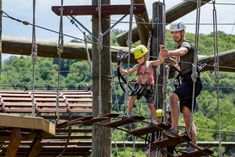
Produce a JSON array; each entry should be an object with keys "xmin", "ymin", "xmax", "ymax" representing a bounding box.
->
[{"xmin": 170, "ymin": 21, "xmax": 186, "ymax": 32}]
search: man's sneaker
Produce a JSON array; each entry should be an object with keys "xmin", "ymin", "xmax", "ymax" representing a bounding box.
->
[
  {"xmin": 163, "ymin": 128, "xmax": 178, "ymax": 138},
  {"xmin": 181, "ymin": 146, "xmax": 195, "ymax": 153},
  {"xmin": 151, "ymin": 119, "xmax": 158, "ymax": 125}
]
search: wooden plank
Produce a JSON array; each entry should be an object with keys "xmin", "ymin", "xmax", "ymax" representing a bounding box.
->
[
  {"xmin": 73, "ymin": 117, "xmax": 109, "ymax": 126},
  {"xmin": 66, "ymin": 98, "xmax": 93, "ymax": 102},
  {"xmin": 4, "ymin": 102, "xmax": 34, "ymax": 107},
  {"xmin": 64, "ymin": 95, "xmax": 92, "ymax": 98},
  {"xmin": 27, "ymin": 134, "xmax": 42, "ymax": 157},
  {"xmin": 176, "ymin": 148, "xmax": 213, "ymax": 157},
  {"xmin": 6, "ymin": 129, "xmax": 22, "ymax": 157},
  {"xmin": 35, "ymin": 98, "xmax": 65, "ymax": 102},
  {"xmin": 2, "ymin": 97, "xmax": 32, "ymax": 102},
  {"xmin": 52, "ymin": 4, "xmax": 146, "ymax": 16},
  {"xmin": 4, "ymin": 108, "xmax": 33, "ymax": 113},
  {"xmin": 131, "ymin": 123, "xmax": 170, "ymax": 136},
  {"xmin": 105, "ymin": 116, "xmax": 145, "ymax": 128},
  {"xmin": 50, "ymin": 135, "xmax": 92, "ymax": 140},
  {"xmin": 100, "ymin": 113, "xmax": 119, "ymax": 118},
  {"xmin": 56, "ymin": 116, "xmax": 93, "ymax": 128},
  {"xmin": 0, "ymin": 113, "xmax": 55, "ymax": 136},
  {"xmin": 0, "ymin": 93, "xmax": 31, "ymax": 97},
  {"xmin": 154, "ymin": 134, "xmax": 191, "ymax": 148},
  {"xmin": 37, "ymin": 108, "xmax": 92, "ymax": 113}
]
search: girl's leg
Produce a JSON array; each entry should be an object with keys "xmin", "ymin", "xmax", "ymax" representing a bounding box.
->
[
  {"xmin": 127, "ymin": 96, "xmax": 137, "ymax": 113},
  {"xmin": 147, "ymin": 103, "xmax": 157, "ymax": 121}
]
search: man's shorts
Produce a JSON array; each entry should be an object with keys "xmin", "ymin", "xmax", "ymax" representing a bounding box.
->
[
  {"xmin": 130, "ymin": 84, "xmax": 154, "ymax": 104},
  {"xmin": 174, "ymin": 77, "xmax": 202, "ymax": 112}
]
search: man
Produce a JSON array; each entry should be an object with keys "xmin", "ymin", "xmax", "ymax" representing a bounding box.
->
[{"xmin": 161, "ymin": 21, "xmax": 202, "ymax": 149}]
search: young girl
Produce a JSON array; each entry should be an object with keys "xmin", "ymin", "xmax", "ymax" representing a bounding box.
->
[{"xmin": 119, "ymin": 45, "xmax": 165, "ymax": 123}]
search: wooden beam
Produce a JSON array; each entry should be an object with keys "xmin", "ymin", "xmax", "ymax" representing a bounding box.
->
[
  {"xmin": 116, "ymin": 0, "xmax": 211, "ymax": 46},
  {"xmin": 27, "ymin": 134, "xmax": 42, "ymax": 157},
  {"xmin": 2, "ymin": 36, "xmax": 131, "ymax": 63},
  {"xmin": 199, "ymin": 49, "xmax": 235, "ymax": 72},
  {"xmin": 2, "ymin": 36, "xmax": 235, "ymax": 72},
  {"xmin": 6, "ymin": 129, "xmax": 22, "ymax": 157},
  {"xmin": 52, "ymin": 4, "xmax": 146, "ymax": 16},
  {"xmin": 133, "ymin": 0, "xmax": 150, "ymax": 46}
]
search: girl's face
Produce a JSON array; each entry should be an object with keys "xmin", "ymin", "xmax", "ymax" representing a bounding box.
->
[{"xmin": 136, "ymin": 56, "xmax": 145, "ymax": 64}]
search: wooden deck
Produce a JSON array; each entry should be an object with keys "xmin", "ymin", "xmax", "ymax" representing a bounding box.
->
[{"xmin": 0, "ymin": 90, "xmax": 93, "ymax": 157}]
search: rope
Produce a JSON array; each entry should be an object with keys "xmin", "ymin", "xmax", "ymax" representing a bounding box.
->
[
  {"xmin": 161, "ymin": 0, "xmax": 168, "ymax": 123},
  {"xmin": 56, "ymin": 0, "xmax": 64, "ymax": 124},
  {"xmin": 190, "ymin": 0, "xmax": 201, "ymax": 138},
  {"xmin": 112, "ymin": 129, "xmax": 119, "ymax": 157},
  {"xmin": 212, "ymin": 1, "xmax": 222, "ymax": 156},
  {"xmin": 31, "ymin": 0, "xmax": 37, "ymax": 116},
  {"xmin": 97, "ymin": 0, "xmax": 103, "ymax": 115}
]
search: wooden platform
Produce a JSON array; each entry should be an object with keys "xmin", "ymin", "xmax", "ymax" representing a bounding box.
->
[
  {"xmin": 176, "ymin": 148, "xmax": 213, "ymax": 157},
  {"xmin": 105, "ymin": 116, "xmax": 145, "ymax": 128},
  {"xmin": 154, "ymin": 134, "xmax": 191, "ymax": 148},
  {"xmin": 131, "ymin": 123, "xmax": 170, "ymax": 137},
  {"xmin": 0, "ymin": 113, "xmax": 55, "ymax": 157},
  {"xmin": 52, "ymin": 4, "xmax": 146, "ymax": 16}
]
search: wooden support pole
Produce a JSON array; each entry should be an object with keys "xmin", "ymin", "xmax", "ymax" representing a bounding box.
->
[
  {"xmin": 124, "ymin": 0, "xmax": 150, "ymax": 46},
  {"xmin": 152, "ymin": 2, "xmax": 164, "ymax": 109},
  {"xmin": 27, "ymin": 133, "xmax": 42, "ymax": 157},
  {"xmin": 6, "ymin": 129, "xmax": 22, "ymax": 157},
  {"xmin": 91, "ymin": 0, "xmax": 112, "ymax": 157},
  {"xmin": 116, "ymin": 0, "xmax": 210, "ymax": 46}
]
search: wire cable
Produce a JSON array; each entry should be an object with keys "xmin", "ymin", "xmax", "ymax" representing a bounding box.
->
[{"xmin": 31, "ymin": 0, "xmax": 37, "ymax": 116}]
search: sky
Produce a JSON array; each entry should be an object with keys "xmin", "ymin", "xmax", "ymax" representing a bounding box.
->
[{"xmin": 2, "ymin": 0, "xmax": 235, "ymax": 42}]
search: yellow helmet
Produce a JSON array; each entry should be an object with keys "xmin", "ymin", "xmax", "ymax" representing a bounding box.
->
[
  {"xmin": 156, "ymin": 109, "xmax": 164, "ymax": 117},
  {"xmin": 133, "ymin": 45, "xmax": 148, "ymax": 59}
]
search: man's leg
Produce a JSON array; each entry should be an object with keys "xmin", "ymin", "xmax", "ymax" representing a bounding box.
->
[
  {"xmin": 182, "ymin": 106, "xmax": 197, "ymax": 145},
  {"xmin": 169, "ymin": 93, "xmax": 180, "ymax": 132}
]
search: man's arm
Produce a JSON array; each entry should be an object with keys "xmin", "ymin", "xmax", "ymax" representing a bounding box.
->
[{"xmin": 166, "ymin": 47, "xmax": 188, "ymax": 57}]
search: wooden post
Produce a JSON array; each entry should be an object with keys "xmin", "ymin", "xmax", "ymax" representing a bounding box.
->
[
  {"xmin": 0, "ymin": 0, "xmax": 2, "ymax": 82},
  {"xmin": 6, "ymin": 129, "xmax": 22, "ymax": 157},
  {"xmin": 91, "ymin": 0, "xmax": 112, "ymax": 157},
  {"xmin": 151, "ymin": 2, "xmax": 164, "ymax": 109},
  {"xmin": 27, "ymin": 133, "xmax": 42, "ymax": 157}
]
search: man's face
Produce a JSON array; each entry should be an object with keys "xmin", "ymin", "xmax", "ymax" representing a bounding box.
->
[{"xmin": 171, "ymin": 31, "xmax": 184, "ymax": 43}]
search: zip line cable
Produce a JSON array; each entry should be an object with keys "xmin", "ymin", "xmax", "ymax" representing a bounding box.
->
[{"xmin": 31, "ymin": 0, "xmax": 37, "ymax": 116}]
